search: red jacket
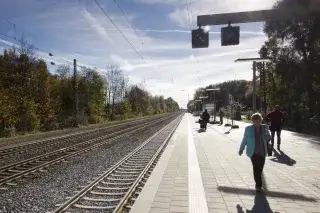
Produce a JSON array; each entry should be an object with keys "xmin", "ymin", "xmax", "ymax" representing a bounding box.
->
[{"xmin": 267, "ymin": 110, "xmax": 284, "ymax": 127}]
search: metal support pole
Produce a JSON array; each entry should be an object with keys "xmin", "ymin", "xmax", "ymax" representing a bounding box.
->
[
  {"xmin": 231, "ymin": 104, "xmax": 234, "ymax": 126},
  {"xmin": 213, "ymin": 91, "xmax": 216, "ymax": 121},
  {"xmin": 262, "ymin": 62, "xmax": 267, "ymax": 116},
  {"xmin": 73, "ymin": 59, "xmax": 79, "ymax": 127},
  {"xmin": 252, "ymin": 61, "xmax": 257, "ymax": 113},
  {"xmin": 259, "ymin": 62, "xmax": 262, "ymax": 111}
]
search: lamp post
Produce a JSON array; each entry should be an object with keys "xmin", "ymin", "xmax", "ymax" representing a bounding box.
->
[
  {"xmin": 235, "ymin": 57, "xmax": 270, "ymax": 115},
  {"xmin": 199, "ymin": 96, "xmax": 208, "ymax": 112},
  {"xmin": 49, "ymin": 53, "xmax": 79, "ymax": 127},
  {"xmin": 206, "ymin": 88, "xmax": 220, "ymax": 121},
  {"xmin": 194, "ymin": 99, "xmax": 202, "ymax": 115},
  {"xmin": 181, "ymin": 90, "xmax": 190, "ymax": 103}
]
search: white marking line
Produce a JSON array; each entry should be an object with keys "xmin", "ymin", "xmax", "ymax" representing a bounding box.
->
[{"xmin": 188, "ymin": 115, "xmax": 209, "ymax": 213}]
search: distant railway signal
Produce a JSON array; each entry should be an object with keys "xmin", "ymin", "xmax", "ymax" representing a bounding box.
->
[
  {"xmin": 221, "ymin": 24, "xmax": 240, "ymax": 46},
  {"xmin": 192, "ymin": 28, "xmax": 209, "ymax": 49},
  {"xmin": 194, "ymin": 6, "xmax": 317, "ymax": 48}
]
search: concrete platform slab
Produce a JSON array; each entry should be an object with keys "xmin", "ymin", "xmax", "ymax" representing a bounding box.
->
[{"xmin": 131, "ymin": 113, "xmax": 320, "ymax": 213}]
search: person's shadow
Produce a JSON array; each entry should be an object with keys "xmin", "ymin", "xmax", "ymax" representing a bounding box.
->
[
  {"xmin": 270, "ymin": 149, "xmax": 296, "ymax": 166},
  {"xmin": 236, "ymin": 193, "xmax": 279, "ymax": 213}
]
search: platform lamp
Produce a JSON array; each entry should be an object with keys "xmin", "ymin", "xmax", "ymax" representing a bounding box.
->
[
  {"xmin": 206, "ymin": 88, "xmax": 220, "ymax": 122},
  {"xmin": 194, "ymin": 99, "xmax": 202, "ymax": 114},
  {"xmin": 199, "ymin": 96, "xmax": 208, "ymax": 113},
  {"xmin": 235, "ymin": 57, "xmax": 271, "ymax": 115}
]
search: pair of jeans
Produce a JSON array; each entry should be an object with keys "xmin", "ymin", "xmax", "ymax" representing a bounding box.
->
[
  {"xmin": 251, "ymin": 154, "xmax": 266, "ymax": 188},
  {"xmin": 270, "ymin": 126, "xmax": 281, "ymax": 147}
]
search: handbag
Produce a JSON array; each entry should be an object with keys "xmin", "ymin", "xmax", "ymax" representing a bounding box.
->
[{"xmin": 263, "ymin": 125, "xmax": 273, "ymax": 156}]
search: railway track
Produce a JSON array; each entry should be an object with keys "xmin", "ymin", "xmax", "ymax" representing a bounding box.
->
[
  {"xmin": 50, "ymin": 114, "xmax": 183, "ymax": 213},
  {"xmin": 0, "ymin": 115, "xmax": 168, "ymax": 158},
  {"xmin": 0, "ymin": 114, "xmax": 177, "ymax": 187}
]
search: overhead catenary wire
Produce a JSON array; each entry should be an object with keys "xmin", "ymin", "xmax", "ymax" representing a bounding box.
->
[
  {"xmin": 185, "ymin": 0, "xmax": 200, "ymax": 77},
  {"xmin": 92, "ymin": 0, "xmax": 149, "ymax": 66},
  {"xmin": 0, "ymin": 33, "xmax": 103, "ymax": 75},
  {"xmin": 0, "ymin": 32, "xmax": 69, "ymax": 64},
  {"xmin": 113, "ymin": 0, "xmax": 144, "ymax": 45},
  {"xmin": 0, "ymin": 16, "xmax": 16, "ymax": 27},
  {"xmin": 0, "ymin": 17, "xmax": 82, "ymax": 67},
  {"xmin": 107, "ymin": 0, "xmax": 164, "ymax": 83}
]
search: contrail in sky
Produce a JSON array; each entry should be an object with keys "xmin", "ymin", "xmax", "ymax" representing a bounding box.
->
[{"xmin": 104, "ymin": 28, "xmax": 264, "ymax": 35}]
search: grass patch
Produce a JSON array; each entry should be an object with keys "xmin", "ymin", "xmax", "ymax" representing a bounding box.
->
[
  {"xmin": 241, "ymin": 118, "xmax": 251, "ymax": 124},
  {"xmin": 0, "ymin": 113, "xmax": 173, "ymax": 142}
]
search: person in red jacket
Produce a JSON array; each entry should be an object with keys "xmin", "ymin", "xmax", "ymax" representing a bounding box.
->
[{"xmin": 266, "ymin": 105, "xmax": 284, "ymax": 150}]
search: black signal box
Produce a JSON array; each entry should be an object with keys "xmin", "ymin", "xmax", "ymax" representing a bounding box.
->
[
  {"xmin": 221, "ymin": 26, "xmax": 240, "ymax": 46},
  {"xmin": 192, "ymin": 28, "xmax": 209, "ymax": 48}
]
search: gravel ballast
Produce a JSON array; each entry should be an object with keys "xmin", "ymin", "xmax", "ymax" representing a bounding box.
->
[
  {"xmin": 0, "ymin": 115, "xmax": 179, "ymax": 213},
  {"xmin": 0, "ymin": 115, "xmax": 168, "ymax": 167}
]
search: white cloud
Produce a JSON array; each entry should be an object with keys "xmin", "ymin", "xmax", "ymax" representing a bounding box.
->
[
  {"xmin": 168, "ymin": 0, "xmax": 279, "ymax": 28},
  {"xmin": 135, "ymin": 0, "xmax": 182, "ymax": 5},
  {"xmin": 82, "ymin": 8, "xmax": 113, "ymax": 43},
  {"xmin": 102, "ymin": 28, "xmax": 264, "ymax": 35},
  {"xmin": 0, "ymin": 0, "xmax": 274, "ymax": 108}
]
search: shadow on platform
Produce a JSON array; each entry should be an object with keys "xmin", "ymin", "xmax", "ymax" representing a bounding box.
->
[
  {"xmin": 236, "ymin": 193, "xmax": 280, "ymax": 213},
  {"xmin": 224, "ymin": 128, "xmax": 234, "ymax": 134},
  {"xmin": 217, "ymin": 186, "xmax": 316, "ymax": 202},
  {"xmin": 270, "ymin": 150, "xmax": 296, "ymax": 166}
]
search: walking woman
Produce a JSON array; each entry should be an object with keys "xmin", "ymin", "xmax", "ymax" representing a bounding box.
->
[{"xmin": 238, "ymin": 113, "xmax": 271, "ymax": 192}]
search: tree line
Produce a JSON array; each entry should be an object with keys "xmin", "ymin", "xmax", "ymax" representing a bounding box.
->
[
  {"xmin": 0, "ymin": 45, "xmax": 179, "ymax": 137},
  {"xmin": 189, "ymin": 0, "xmax": 320, "ymax": 134}
]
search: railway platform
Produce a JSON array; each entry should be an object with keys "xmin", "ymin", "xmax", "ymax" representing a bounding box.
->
[{"xmin": 130, "ymin": 113, "xmax": 320, "ymax": 213}]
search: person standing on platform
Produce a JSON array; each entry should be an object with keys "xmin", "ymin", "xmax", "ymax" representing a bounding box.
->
[
  {"xmin": 266, "ymin": 105, "xmax": 284, "ymax": 150},
  {"xmin": 219, "ymin": 109, "xmax": 224, "ymax": 125},
  {"xmin": 202, "ymin": 109, "xmax": 210, "ymax": 130},
  {"xmin": 238, "ymin": 113, "xmax": 271, "ymax": 192}
]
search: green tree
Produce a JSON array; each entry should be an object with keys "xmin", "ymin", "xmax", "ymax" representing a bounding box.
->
[
  {"xmin": 121, "ymin": 99, "xmax": 132, "ymax": 119},
  {"xmin": 263, "ymin": 0, "xmax": 320, "ymax": 117}
]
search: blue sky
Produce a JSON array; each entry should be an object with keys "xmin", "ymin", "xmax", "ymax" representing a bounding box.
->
[{"xmin": 0, "ymin": 0, "xmax": 279, "ymax": 107}]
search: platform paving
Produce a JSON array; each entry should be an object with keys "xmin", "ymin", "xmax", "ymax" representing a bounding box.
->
[{"xmin": 130, "ymin": 114, "xmax": 320, "ymax": 213}]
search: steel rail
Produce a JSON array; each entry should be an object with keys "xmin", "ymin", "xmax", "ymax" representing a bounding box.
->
[
  {"xmin": 113, "ymin": 114, "xmax": 182, "ymax": 212},
  {"xmin": 0, "ymin": 115, "xmax": 176, "ymax": 186},
  {"xmin": 50, "ymin": 114, "xmax": 183, "ymax": 213},
  {"xmin": 0, "ymin": 115, "xmax": 168, "ymax": 157}
]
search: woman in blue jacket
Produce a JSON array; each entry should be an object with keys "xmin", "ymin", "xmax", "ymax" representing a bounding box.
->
[{"xmin": 238, "ymin": 113, "xmax": 271, "ymax": 192}]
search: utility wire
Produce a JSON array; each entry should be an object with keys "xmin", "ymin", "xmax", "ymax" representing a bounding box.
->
[
  {"xmin": 0, "ymin": 33, "xmax": 96, "ymax": 71},
  {"xmin": 0, "ymin": 16, "xmax": 16, "ymax": 28},
  {"xmin": 98, "ymin": 0, "xmax": 160, "ymax": 83},
  {"xmin": 185, "ymin": 0, "xmax": 200, "ymax": 75},
  {"xmin": 93, "ymin": 0, "xmax": 149, "ymax": 66},
  {"xmin": 0, "ymin": 17, "xmax": 80, "ymax": 63},
  {"xmin": 113, "ymin": 0, "xmax": 144, "ymax": 45}
]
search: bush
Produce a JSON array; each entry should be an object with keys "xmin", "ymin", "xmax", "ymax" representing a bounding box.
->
[
  {"xmin": 0, "ymin": 127, "xmax": 16, "ymax": 137},
  {"xmin": 246, "ymin": 111, "xmax": 253, "ymax": 120},
  {"xmin": 16, "ymin": 110, "xmax": 40, "ymax": 133},
  {"xmin": 59, "ymin": 116, "xmax": 76, "ymax": 129},
  {"xmin": 79, "ymin": 115, "xmax": 89, "ymax": 126},
  {"xmin": 88, "ymin": 115, "xmax": 104, "ymax": 124}
]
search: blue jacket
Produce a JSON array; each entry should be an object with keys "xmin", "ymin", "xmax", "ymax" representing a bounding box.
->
[{"xmin": 239, "ymin": 124, "xmax": 271, "ymax": 158}]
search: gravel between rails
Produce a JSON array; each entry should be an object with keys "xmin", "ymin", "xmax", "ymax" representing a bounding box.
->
[{"xmin": 0, "ymin": 116, "xmax": 178, "ymax": 213}]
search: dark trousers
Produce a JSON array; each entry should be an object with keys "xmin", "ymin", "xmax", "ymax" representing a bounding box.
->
[
  {"xmin": 251, "ymin": 154, "xmax": 266, "ymax": 188},
  {"xmin": 270, "ymin": 126, "xmax": 281, "ymax": 146}
]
